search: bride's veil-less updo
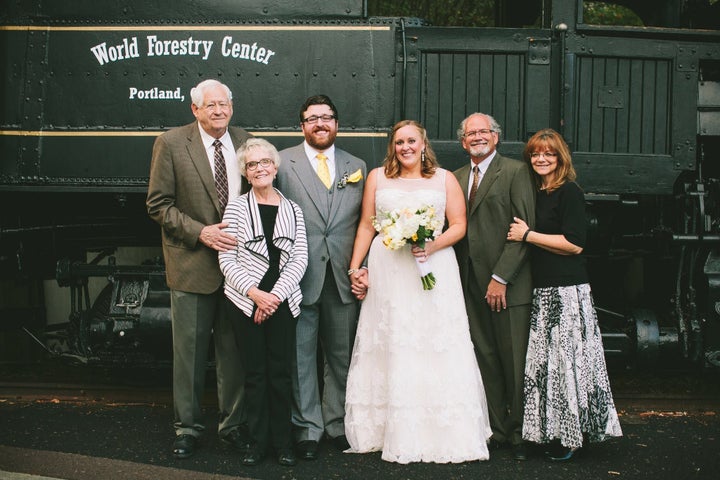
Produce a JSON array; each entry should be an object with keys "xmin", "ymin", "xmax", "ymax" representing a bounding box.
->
[{"xmin": 383, "ymin": 120, "xmax": 439, "ymax": 179}]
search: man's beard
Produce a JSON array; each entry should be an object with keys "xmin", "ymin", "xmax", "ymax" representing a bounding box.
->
[
  {"xmin": 468, "ymin": 143, "xmax": 491, "ymax": 158},
  {"xmin": 307, "ymin": 127, "xmax": 337, "ymax": 150}
]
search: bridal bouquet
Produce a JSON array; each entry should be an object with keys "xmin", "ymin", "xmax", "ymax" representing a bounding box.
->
[{"xmin": 372, "ymin": 205, "xmax": 443, "ymax": 290}]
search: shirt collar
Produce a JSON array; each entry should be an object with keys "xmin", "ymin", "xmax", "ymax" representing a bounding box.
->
[
  {"xmin": 198, "ymin": 124, "xmax": 231, "ymax": 150},
  {"xmin": 471, "ymin": 150, "xmax": 496, "ymax": 175},
  {"xmin": 303, "ymin": 141, "xmax": 336, "ymax": 162}
]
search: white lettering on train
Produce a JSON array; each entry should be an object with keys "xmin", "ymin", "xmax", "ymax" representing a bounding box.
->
[
  {"xmin": 128, "ymin": 87, "xmax": 185, "ymax": 102},
  {"xmin": 90, "ymin": 35, "xmax": 277, "ymax": 65},
  {"xmin": 90, "ymin": 37, "xmax": 140, "ymax": 65}
]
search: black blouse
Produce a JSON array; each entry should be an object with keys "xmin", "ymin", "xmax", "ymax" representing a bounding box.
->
[
  {"xmin": 530, "ymin": 181, "xmax": 589, "ymax": 288},
  {"xmin": 257, "ymin": 204, "xmax": 281, "ymax": 292}
]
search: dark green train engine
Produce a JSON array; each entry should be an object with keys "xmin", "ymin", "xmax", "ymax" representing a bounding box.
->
[{"xmin": 1, "ymin": 0, "xmax": 719, "ymax": 369}]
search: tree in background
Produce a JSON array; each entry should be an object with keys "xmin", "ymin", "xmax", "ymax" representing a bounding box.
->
[
  {"xmin": 367, "ymin": 0, "xmax": 718, "ymax": 29},
  {"xmin": 584, "ymin": 1, "xmax": 643, "ymax": 25},
  {"xmin": 366, "ymin": 0, "xmax": 495, "ymax": 26}
]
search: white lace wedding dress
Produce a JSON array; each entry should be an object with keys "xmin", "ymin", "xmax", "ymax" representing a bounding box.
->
[{"xmin": 344, "ymin": 168, "xmax": 491, "ymax": 464}]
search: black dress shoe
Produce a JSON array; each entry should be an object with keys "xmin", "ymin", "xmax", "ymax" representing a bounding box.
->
[
  {"xmin": 331, "ymin": 434, "xmax": 350, "ymax": 451},
  {"xmin": 296, "ymin": 440, "xmax": 319, "ymax": 460},
  {"xmin": 221, "ymin": 427, "xmax": 250, "ymax": 453},
  {"xmin": 512, "ymin": 443, "xmax": 528, "ymax": 461},
  {"xmin": 277, "ymin": 449, "xmax": 297, "ymax": 466},
  {"xmin": 242, "ymin": 447, "xmax": 264, "ymax": 466},
  {"xmin": 549, "ymin": 446, "xmax": 580, "ymax": 462},
  {"xmin": 172, "ymin": 434, "xmax": 197, "ymax": 459},
  {"xmin": 488, "ymin": 438, "xmax": 508, "ymax": 451}
]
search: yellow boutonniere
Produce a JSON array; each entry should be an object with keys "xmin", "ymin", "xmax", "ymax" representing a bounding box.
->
[{"xmin": 337, "ymin": 169, "xmax": 363, "ymax": 189}]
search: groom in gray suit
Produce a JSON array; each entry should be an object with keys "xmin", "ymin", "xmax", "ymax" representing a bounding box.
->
[{"xmin": 277, "ymin": 95, "xmax": 366, "ymax": 460}]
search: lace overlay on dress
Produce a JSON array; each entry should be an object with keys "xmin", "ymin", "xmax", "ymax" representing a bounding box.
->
[{"xmin": 344, "ymin": 168, "xmax": 491, "ymax": 464}]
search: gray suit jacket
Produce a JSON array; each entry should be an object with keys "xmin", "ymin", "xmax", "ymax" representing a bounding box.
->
[
  {"xmin": 277, "ymin": 144, "xmax": 366, "ymax": 305},
  {"xmin": 454, "ymin": 153, "xmax": 536, "ymax": 306},
  {"xmin": 146, "ymin": 122, "xmax": 252, "ymax": 294}
]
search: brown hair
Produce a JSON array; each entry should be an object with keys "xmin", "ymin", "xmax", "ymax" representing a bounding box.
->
[
  {"xmin": 523, "ymin": 128, "xmax": 576, "ymax": 192},
  {"xmin": 383, "ymin": 120, "xmax": 439, "ymax": 178}
]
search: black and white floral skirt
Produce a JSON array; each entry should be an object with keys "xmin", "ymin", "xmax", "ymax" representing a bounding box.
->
[{"xmin": 522, "ymin": 283, "xmax": 623, "ymax": 448}]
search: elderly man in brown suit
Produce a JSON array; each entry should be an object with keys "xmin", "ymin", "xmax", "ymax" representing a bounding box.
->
[
  {"xmin": 454, "ymin": 113, "xmax": 535, "ymax": 461},
  {"xmin": 147, "ymin": 79, "xmax": 252, "ymax": 459}
]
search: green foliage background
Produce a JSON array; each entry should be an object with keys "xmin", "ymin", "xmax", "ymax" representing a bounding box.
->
[
  {"xmin": 367, "ymin": 0, "xmax": 645, "ymax": 27},
  {"xmin": 366, "ymin": 0, "xmax": 494, "ymax": 26},
  {"xmin": 583, "ymin": 2, "xmax": 643, "ymax": 25}
]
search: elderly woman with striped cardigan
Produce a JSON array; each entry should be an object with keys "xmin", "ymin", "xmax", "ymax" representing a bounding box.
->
[{"xmin": 219, "ymin": 137, "xmax": 308, "ymax": 467}]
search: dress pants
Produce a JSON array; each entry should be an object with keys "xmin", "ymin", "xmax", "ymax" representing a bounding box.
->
[
  {"xmin": 292, "ymin": 264, "xmax": 359, "ymax": 441},
  {"xmin": 171, "ymin": 289, "xmax": 245, "ymax": 437},
  {"xmin": 232, "ymin": 301, "xmax": 295, "ymax": 453},
  {"xmin": 464, "ymin": 265, "xmax": 531, "ymax": 446}
]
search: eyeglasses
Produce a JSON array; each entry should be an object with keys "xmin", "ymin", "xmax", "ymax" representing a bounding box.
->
[
  {"xmin": 302, "ymin": 114, "xmax": 336, "ymax": 124},
  {"xmin": 204, "ymin": 102, "xmax": 231, "ymax": 111},
  {"xmin": 463, "ymin": 129, "xmax": 495, "ymax": 138},
  {"xmin": 246, "ymin": 158, "xmax": 274, "ymax": 171},
  {"xmin": 530, "ymin": 152, "xmax": 558, "ymax": 159}
]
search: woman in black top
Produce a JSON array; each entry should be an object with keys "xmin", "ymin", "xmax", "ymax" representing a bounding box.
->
[
  {"xmin": 219, "ymin": 138, "xmax": 308, "ymax": 467},
  {"xmin": 507, "ymin": 129, "xmax": 622, "ymax": 461}
]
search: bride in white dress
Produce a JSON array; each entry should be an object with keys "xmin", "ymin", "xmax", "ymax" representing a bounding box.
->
[{"xmin": 344, "ymin": 120, "xmax": 491, "ymax": 464}]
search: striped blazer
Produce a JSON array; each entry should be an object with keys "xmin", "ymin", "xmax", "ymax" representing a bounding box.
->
[{"xmin": 219, "ymin": 189, "xmax": 308, "ymax": 317}]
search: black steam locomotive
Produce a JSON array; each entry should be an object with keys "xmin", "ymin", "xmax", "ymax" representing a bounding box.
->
[{"xmin": 1, "ymin": 0, "xmax": 719, "ymax": 369}]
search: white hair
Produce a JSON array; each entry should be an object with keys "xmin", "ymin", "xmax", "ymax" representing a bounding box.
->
[{"xmin": 190, "ymin": 79, "xmax": 233, "ymax": 108}]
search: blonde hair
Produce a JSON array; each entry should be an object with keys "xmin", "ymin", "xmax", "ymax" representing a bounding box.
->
[{"xmin": 383, "ymin": 120, "xmax": 438, "ymax": 178}]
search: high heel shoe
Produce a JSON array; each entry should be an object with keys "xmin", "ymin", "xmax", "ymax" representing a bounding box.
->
[{"xmin": 548, "ymin": 446, "xmax": 580, "ymax": 462}]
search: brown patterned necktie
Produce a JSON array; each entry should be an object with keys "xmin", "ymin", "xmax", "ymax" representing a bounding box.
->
[
  {"xmin": 316, "ymin": 153, "xmax": 332, "ymax": 189},
  {"xmin": 213, "ymin": 139, "xmax": 229, "ymax": 213},
  {"xmin": 468, "ymin": 165, "xmax": 480, "ymax": 205}
]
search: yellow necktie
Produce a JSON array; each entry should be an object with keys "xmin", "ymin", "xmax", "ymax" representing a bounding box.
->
[{"xmin": 316, "ymin": 153, "xmax": 331, "ymax": 189}]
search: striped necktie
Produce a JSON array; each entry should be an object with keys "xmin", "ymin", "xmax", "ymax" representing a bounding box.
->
[
  {"xmin": 316, "ymin": 153, "xmax": 331, "ymax": 189},
  {"xmin": 213, "ymin": 139, "xmax": 229, "ymax": 213}
]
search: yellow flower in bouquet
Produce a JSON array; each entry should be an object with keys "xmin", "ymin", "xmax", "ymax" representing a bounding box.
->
[{"xmin": 371, "ymin": 205, "xmax": 443, "ymax": 289}]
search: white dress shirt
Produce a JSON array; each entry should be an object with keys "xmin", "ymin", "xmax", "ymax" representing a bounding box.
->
[
  {"xmin": 198, "ymin": 125, "xmax": 240, "ymax": 203},
  {"xmin": 304, "ymin": 141, "xmax": 337, "ymax": 186}
]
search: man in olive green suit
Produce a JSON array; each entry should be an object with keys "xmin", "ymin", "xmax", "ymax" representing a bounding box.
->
[
  {"xmin": 453, "ymin": 113, "xmax": 535, "ymax": 460},
  {"xmin": 147, "ymin": 79, "xmax": 252, "ymax": 459}
]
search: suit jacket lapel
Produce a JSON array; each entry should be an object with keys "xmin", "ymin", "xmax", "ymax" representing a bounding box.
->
[
  {"xmin": 288, "ymin": 147, "xmax": 330, "ymax": 219},
  {"xmin": 469, "ymin": 155, "xmax": 502, "ymax": 216},
  {"xmin": 229, "ymin": 128, "xmax": 251, "ymax": 194},
  {"xmin": 457, "ymin": 163, "xmax": 470, "ymax": 200},
  {"xmin": 185, "ymin": 125, "xmax": 221, "ymax": 215},
  {"xmin": 327, "ymin": 153, "xmax": 353, "ymax": 226}
]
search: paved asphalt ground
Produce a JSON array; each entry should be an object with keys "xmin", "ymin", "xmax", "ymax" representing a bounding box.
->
[{"xmin": 0, "ymin": 363, "xmax": 718, "ymax": 480}]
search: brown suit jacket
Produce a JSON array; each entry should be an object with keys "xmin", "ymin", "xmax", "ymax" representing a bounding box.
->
[
  {"xmin": 146, "ymin": 122, "xmax": 252, "ymax": 294},
  {"xmin": 454, "ymin": 153, "xmax": 536, "ymax": 306}
]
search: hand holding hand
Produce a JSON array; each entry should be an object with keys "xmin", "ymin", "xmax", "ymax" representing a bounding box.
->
[
  {"xmin": 249, "ymin": 287, "xmax": 281, "ymax": 324},
  {"xmin": 350, "ymin": 268, "xmax": 369, "ymax": 300}
]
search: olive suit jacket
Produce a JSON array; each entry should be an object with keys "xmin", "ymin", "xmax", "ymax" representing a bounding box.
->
[
  {"xmin": 454, "ymin": 153, "xmax": 535, "ymax": 304},
  {"xmin": 146, "ymin": 122, "xmax": 252, "ymax": 293}
]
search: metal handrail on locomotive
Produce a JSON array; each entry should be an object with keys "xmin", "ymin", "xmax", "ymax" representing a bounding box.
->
[{"xmin": 1, "ymin": 0, "xmax": 719, "ymax": 369}]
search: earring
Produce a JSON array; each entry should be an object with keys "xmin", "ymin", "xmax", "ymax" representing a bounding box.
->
[{"xmin": 421, "ymin": 150, "xmax": 426, "ymax": 163}]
